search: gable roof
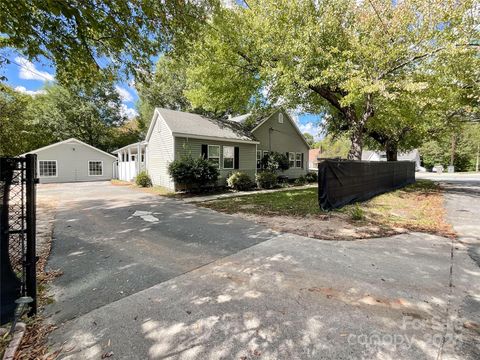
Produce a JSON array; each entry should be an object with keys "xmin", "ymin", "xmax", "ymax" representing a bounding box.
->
[
  {"xmin": 22, "ymin": 138, "xmax": 117, "ymax": 159},
  {"xmin": 250, "ymin": 109, "xmax": 311, "ymax": 149},
  {"xmin": 146, "ymin": 108, "xmax": 258, "ymax": 144}
]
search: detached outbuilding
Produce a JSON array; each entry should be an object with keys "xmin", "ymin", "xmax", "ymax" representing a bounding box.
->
[{"xmin": 23, "ymin": 138, "xmax": 117, "ymax": 183}]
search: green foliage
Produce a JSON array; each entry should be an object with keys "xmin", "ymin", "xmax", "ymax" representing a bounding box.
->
[
  {"xmin": 255, "ymin": 171, "xmax": 278, "ymax": 189},
  {"xmin": 136, "ymin": 56, "xmax": 191, "ymax": 128},
  {"xmin": 227, "ymin": 172, "xmax": 254, "ymax": 191},
  {"xmin": 305, "ymin": 172, "xmax": 318, "ymax": 183},
  {"xmin": 0, "ymin": 84, "xmax": 37, "ymax": 156},
  {"xmin": 303, "ymin": 133, "xmax": 315, "ymax": 148},
  {"xmin": 261, "ymin": 152, "xmax": 289, "ymax": 173},
  {"xmin": 420, "ymin": 123, "xmax": 480, "ymax": 172},
  {"xmin": 168, "ymin": 155, "xmax": 219, "ymax": 191},
  {"xmin": 294, "ymin": 176, "xmax": 307, "ymax": 186},
  {"xmin": 315, "ymin": 135, "xmax": 350, "ymax": 159},
  {"xmin": 349, "ymin": 204, "xmax": 365, "ymax": 221},
  {"xmin": 181, "ymin": 0, "xmax": 477, "ymax": 159},
  {"xmin": 135, "ymin": 171, "xmax": 152, "ymax": 187},
  {"xmin": 0, "ymin": 0, "xmax": 209, "ymax": 85}
]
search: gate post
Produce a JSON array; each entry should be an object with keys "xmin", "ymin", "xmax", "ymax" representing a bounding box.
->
[{"xmin": 25, "ymin": 154, "xmax": 37, "ymax": 315}]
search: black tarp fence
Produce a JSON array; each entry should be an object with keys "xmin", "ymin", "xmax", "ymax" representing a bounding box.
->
[{"xmin": 318, "ymin": 159, "xmax": 415, "ymax": 210}]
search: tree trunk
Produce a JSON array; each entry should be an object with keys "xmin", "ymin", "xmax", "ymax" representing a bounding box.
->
[
  {"xmin": 347, "ymin": 122, "xmax": 363, "ymax": 160},
  {"xmin": 385, "ymin": 141, "xmax": 398, "ymax": 161},
  {"xmin": 450, "ymin": 134, "xmax": 456, "ymax": 166}
]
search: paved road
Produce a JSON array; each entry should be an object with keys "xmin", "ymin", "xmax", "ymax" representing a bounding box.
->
[
  {"xmin": 44, "ymin": 180, "xmax": 480, "ymax": 359},
  {"xmin": 41, "ymin": 182, "xmax": 275, "ymax": 323}
]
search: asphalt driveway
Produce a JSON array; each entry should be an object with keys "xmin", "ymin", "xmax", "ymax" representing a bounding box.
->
[
  {"xmin": 40, "ymin": 182, "xmax": 275, "ymax": 323},
  {"xmin": 42, "ymin": 180, "xmax": 480, "ymax": 359}
]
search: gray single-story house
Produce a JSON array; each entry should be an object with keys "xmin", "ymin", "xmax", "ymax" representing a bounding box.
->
[
  {"xmin": 114, "ymin": 108, "xmax": 310, "ymax": 191},
  {"xmin": 23, "ymin": 138, "xmax": 117, "ymax": 183}
]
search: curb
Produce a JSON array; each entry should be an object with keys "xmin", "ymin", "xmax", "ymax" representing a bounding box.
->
[{"xmin": 2, "ymin": 323, "xmax": 26, "ymax": 360}]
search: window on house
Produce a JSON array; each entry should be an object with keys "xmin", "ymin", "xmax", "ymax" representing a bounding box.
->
[
  {"xmin": 39, "ymin": 160, "xmax": 57, "ymax": 177},
  {"xmin": 121, "ymin": 153, "xmax": 125, "ymax": 162},
  {"xmin": 208, "ymin": 145, "xmax": 220, "ymax": 168},
  {"xmin": 89, "ymin": 161, "xmax": 103, "ymax": 176},
  {"xmin": 289, "ymin": 152, "xmax": 295, "ymax": 168},
  {"xmin": 141, "ymin": 153, "xmax": 145, "ymax": 162},
  {"xmin": 263, "ymin": 150, "xmax": 269, "ymax": 157},
  {"xmin": 278, "ymin": 113, "xmax": 284, "ymax": 123},
  {"xmin": 296, "ymin": 153, "xmax": 302, "ymax": 168},
  {"xmin": 223, "ymin": 146, "xmax": 234, "ymax": 169},
  {"xmin": 256, "ymin": 150, "xmax": 262, "ymax": 169},
  {"xmin": 131, "ymin": 155, "xmax": 136, "ymax": 161}
]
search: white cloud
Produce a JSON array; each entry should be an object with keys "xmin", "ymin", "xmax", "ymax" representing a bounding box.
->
[
  {"xmin": 115, "ymin": 85, "xmax": 134, "ymax": 103},
  {"xmin": 289, "ymin": 110, "xmax": 322, "ymax": 140},
  {"xmin": 14, "ymin": 86, "xmax": 46, "ymax": 96},
  {"xmin": 14, "ymin": 57, "xmax": 54, "ymax": 82},
  {"xmin": 119, "ymin": 104, "xmax": 138, "ymax": 119}
]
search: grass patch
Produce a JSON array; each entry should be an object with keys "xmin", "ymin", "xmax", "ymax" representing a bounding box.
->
[
  {"xmin": 202, "ymin": 188, "xmax": 323, "ymax": 217},
  {"xmin": 201, "ymin": 180, "xmax": 453, "ymax": 237}
]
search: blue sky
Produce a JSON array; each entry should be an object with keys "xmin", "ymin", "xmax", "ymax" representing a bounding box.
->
[{"xmin": 2, "ymin": 51, "xmax": 323, "ymax": 139}]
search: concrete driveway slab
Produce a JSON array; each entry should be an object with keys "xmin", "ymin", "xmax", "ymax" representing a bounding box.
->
[
  {"xmin": 50, "ymin": 232, "xmax": 479, "ymax": 359},
  {"xmin": 40, "ymin": 182, "xmax": 276, "ymax": 324}
]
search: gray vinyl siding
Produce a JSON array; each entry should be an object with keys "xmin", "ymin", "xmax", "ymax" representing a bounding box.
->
[
  {"xmin": 174, "ymin": 137, "xmax": 257, "ymax": 187},
  {"xmin": 146, "ymin": 115, "xmax": 175, "ymax": 190},
  {"xmin": 31, "ymin": 141, "xmax": 116, "ymax": 183},
  {"xmin": 252, "ymin": 110, "xmax": 310, "ymax": 178}
]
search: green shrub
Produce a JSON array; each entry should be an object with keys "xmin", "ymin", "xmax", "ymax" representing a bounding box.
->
[
  {"xmin": 294, "ymin": 175, "xmax": 307, "ymax": 186},
  {"xmin": 135, "ymin": 171, "xmax": 152, "ymax": 187},
  {"xmin": 349, "ymin": 204, "xmax": 365, "ymax": 221},
  {"xmin": 227, "ymin": 172, "xmax": 254, "ymax": 191},
  {"xmin": 305, "ymin": 171, "xmax": 318, "ymax": 183},
  {"xmin": 261, "ymin": 152, "xmax": 290, "ymax": 172},
  {"xmin": 256, "ymin": 171, "xmax": 278, "ymax": 189},
  {"xmin": 168, "ymin": 155, "xmax": 219, "ymax": 191}
]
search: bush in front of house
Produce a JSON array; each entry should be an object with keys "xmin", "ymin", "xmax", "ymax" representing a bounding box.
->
[
  {"xmin": 227, "ymin": 172, "xmax": 254, "ymax": 191},
  {"xmin": 135, "ymin": 171, "xmax": 152, "ymax": 187},
  {"xmin": 294, "ymin": 175, "xmax": 307, "ymax": 186},
  {"xmin": 168, "ymin": 155, "xmax": 219, "ymax": 191},
  {"xmin": 305, "ymin": 171, "xmax": 318, "ymax": 183},
  {"xmin": 261, "ymin": 152, "xmax": 290, "ymax": 172},
  {"xmin": 256, "ymin": 171, "xmax": 278, "ymax": 189}
]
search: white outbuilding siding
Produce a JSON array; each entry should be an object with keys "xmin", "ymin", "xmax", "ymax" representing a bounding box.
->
[{"xmin": 24, "ymin": 138, "xmax": 117, "ymax": 183}]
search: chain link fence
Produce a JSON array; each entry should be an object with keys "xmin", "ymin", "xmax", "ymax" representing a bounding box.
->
[{"xmin": 1, "ymin": 155, "xmax": 37, "ymax": 325}]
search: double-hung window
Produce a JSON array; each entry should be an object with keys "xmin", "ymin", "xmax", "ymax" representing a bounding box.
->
[
  {"xmin": 223, "ymin": 146, "xmax": 234, "ymax": 169},
  {"xmin": 256, "ymin": 150, "xmax": 262, "ymax": 169},
  {"xmin": 39, "ymin": 160, "xmax": 57, "ymax": 177},
  {"xmin": 296, "ymin": 153, "xmax": 302, "ymax": 168},
  {"xmin": 208, "ymin": 145, "xmax": 220, "ymax": 168},
  {"xmin": 289, "ymin": 152, "xmax": 295, "ymax": 168},
  {"xmin": 88, "ymin": 161, "xmax": 103, "ymax": 176}
]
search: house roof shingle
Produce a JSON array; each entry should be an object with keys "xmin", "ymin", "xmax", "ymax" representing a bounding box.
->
[{"xmin": 156, "ymin": 108, "xmax": 256, "ymax": 143}]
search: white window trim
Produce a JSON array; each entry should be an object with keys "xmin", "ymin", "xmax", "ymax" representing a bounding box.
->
[
  {"xmin": 256, "ymin": 150, "xmax": 262, "ymax": 169},
  {"xmin": 295, "ymin": 152, "xmax": 302, "ymax": 168},
  {"xmin": 289, "ymin": 152, "xmax": 296, "ymax": 168},
  {"xmin": 208, "ymin": 145, "xmax": 220, "ymax": 168},
  {"xmin": 88, "ymin": 160, "xmax": 104, "ymax": 176},
  {"xmin": 38, "ymin": 160, "xmax": 58, "ymax": 178},
  {"xmin": 223, "ymin": 146, "xmax": 234, "ymax": 170},
  {"xmin": 278, "ymin": 113, "xmax": 284, "ymax": 123}
]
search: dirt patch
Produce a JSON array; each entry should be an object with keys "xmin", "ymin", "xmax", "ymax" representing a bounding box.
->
[{"xmin": 236, "ymin": 212, "xmax": 407, "ymax": 240}]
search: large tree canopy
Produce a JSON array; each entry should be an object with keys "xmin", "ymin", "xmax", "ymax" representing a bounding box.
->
[
  {"xmin": 182, "ymin": 0, "xmax": 478, "ymax": 159},
  {"xmin": 0, "ymin": 81, "xmax": 141, "ymax": 156},
  {"xmin": 0, "ymin": 0, "xmax": 212, "ymax": 84}
]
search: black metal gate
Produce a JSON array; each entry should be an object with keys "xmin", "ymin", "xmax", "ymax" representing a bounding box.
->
[{"xmin": 0, "ymin": 154, "xmax": 38, "ymax": 325}]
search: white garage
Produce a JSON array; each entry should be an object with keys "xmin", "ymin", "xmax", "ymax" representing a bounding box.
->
[{"xmin": 24, "ymin": 138, "xmax": 117, "ymax": 183}]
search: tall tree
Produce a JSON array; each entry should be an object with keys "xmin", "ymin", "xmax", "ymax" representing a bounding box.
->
[
  {"xmin": 29, "ymin": 81, "xmax": 129, "ymax": 152},
  {"xmin": 0, "ymin": 0, "xmax": 212, "ymax": 84},
  {"xmin": 0, "ymin": 84, "xmax": 36, "ymax": 156},
  {"xmin": 136, "ymin": 56, "xmax": 191, "ymax": 128},
  {"xmin": 182, "ymin": 0, "xmax": 478, "ymax": 159}
]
